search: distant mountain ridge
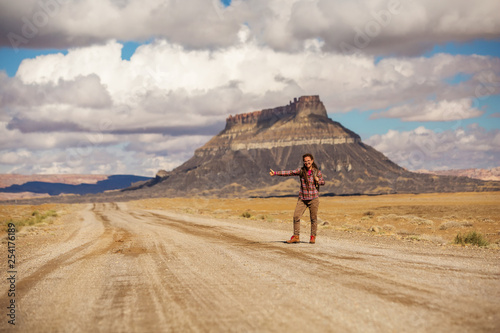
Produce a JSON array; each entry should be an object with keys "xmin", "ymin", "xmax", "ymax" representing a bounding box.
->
[
  {"xmin": 0, "ymin": 174, "xmax": 108, "ymax": 188},
  {"xmin": 0, "ymin": 175, "xmax": 150, "ymax": 199},
  {"xmin": 417, "ymin": 168, "xmax": 500, "ymax": 181}
]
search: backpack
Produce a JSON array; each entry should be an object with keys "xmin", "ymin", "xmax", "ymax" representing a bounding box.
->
[{"xmin": 313, "ymin": 169, "xmax": 320, "ymax": 191}]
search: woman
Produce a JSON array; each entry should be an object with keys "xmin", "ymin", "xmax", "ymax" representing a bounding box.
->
[{"xmin": 270, "ymin": 153, "xmax": 325, "ymax": 244}]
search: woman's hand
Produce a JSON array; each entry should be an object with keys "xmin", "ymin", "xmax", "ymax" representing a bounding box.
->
[{"xmin": 269, "ymin": 169, "xmax": 275, "ymax": 176}]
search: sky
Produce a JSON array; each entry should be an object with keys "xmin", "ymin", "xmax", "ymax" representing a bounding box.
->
[{"xmin": 0, "ymin": 0, "xmax": 499, "ymax": 176}]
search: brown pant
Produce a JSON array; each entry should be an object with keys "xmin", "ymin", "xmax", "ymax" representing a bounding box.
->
[{"xmin": 292, "ymin": 198, "xmax": 319, "ymax": 237}]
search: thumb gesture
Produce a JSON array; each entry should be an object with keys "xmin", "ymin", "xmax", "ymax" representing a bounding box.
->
[{"xmin": 269, "ymin": 169, "xmax": 275, "ymax": 176}]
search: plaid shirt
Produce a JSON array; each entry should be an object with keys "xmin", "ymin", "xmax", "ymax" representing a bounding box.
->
[{"xmin": 275, "ymin": 168, "xmax": 325, "ymax": 200}]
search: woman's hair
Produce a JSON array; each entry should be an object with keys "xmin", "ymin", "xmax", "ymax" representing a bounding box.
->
[{"xmin": 300, "ymin": 153, "xmax": 318, "ymax": 185}]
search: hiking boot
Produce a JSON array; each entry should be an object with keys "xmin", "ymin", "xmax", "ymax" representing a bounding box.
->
[
  {"xmin": 286, "ymin": 235, "xmax": 300, "ymax": 244},
  {"xmin": 310, "ymin": 236, "xmax": 316, "ymax": 244}
]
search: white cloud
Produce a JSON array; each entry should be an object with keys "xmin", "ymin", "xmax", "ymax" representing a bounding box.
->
[
  {"xmin": 14, "ymin": 41, "xmax": 500, "ymax": 114},
  {"xmin": 0, "ymin": 150, "xmax": 32, "ymax": 165},
  {"xmin": 366, "ymin": 125, "xmax": 500, "ymax": 170},
  {"xmin": 1, "ymin": 37, "xmax": 500, "ymax": 175},
  {"xmin": 0, "ymin": 120, "xmax": 122, "ymax": 151},
  {"xmin": 1, "ymin": 145, "xmax": 195, "ymax": 176},
  {"xmin": 2, "ymin": 0, "xmax": 499, "ymax": 55},
  {"xmin": 0, "ymin": 0, "xmax": 246, "ymax": 50},
  {"xmin": 371, "ymin": 98, "xmax": 484, "ymax": 121},
  {"xmin": 125, "ymin": 134, "xmax": 213, "ymax": 154},
  {"xmin": 246, "ymin": 0, "xmax": 500, "ymax": 55},
  {"xmin": 0, "ymin": 72, "xmax": 111, "ymax": 113}
]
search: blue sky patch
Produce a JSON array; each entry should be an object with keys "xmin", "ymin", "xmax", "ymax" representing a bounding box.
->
[
  {"xmin": 0, "ymin": 47, "xmax": 68, "ymax": 77},
  {"xmin": 424, "ymin": 39, "xmax": 500, "ymax": 58}
]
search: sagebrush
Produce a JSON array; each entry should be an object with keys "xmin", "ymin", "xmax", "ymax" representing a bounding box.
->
[{"xmin": 454, "ymin": 231, "xmax": 489, "ymax": 247}]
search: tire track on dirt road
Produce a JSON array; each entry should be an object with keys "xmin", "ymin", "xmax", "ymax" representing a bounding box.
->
[
  {"xmin": 1, "ymin": 204, "xmax": 109, "ymax": 298},
  {"xmin": 143, "ymin": 211, "xmax": 438, "ymax": 306}
]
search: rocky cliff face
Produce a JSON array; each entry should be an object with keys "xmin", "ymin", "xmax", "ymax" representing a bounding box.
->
[
  {"xmin": 197, "ymin": 96, "xmax": 360, "ymax": 154},
  {"xmin": 127, "ymin": 96, "xmax": 500, "ymax": 197}
]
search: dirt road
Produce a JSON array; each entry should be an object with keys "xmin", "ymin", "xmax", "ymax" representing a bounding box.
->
[{"xmin": 1, "ymin": 202, "xmax": 499, "ymax": 332}]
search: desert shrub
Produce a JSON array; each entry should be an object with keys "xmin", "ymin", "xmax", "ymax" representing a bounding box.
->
[
  {"xmin": 257, "ymin": 214, "xmax": 273, "ymax": 222},
  {"xmin": 31, "ymin": 210, "xmax": 42, "ymax": 223},
  {"xmin": 4, "ymin": 210, "xmax": 58, "ymax": 231},
  {"xmin": 409, "ymin": 217, "xmax": 433, "ymax": 225},
  {"xmin": 241, "ymin": 211, "xmax": 251, "ymax": 218},
  {"xmin": 265, "ymin": 216, "xmax": 275, "ymax": 222},
  {"xmin": 439, "ymin": 221, "xmax": 473, "ymax": 230},
  {"xmin": 4, "ymin": 220, "xmax": 17, "ymax": 232},
  {"xmin": 454, "ymin": 231, "xmax": 489, "ymax": 247},
  {"xmin": 420, "ymin": 235, "xmax": 446, "ymax": 245},
  {"xmin": 45, "ymin": 210, "xmax": 57, "ymax": 218},
  {"xmin": 439, "ymin": 221, "xmax": 460, "ymax": 230},
  {"xmin": 32, "ymin": 210, "xmax": 57, "ymax": 224},
  {"xmin": 4, "ymin": 218, "xmax": 28, "ymax": 232}
]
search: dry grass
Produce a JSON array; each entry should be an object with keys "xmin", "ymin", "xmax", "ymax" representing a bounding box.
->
[
  {"xmin": 0, "ymin": 203, "xmax": 73, "ymax": 233},
  {"xmin": 454, "ymin": 231, "xmax": 489, "ymax": 247},
  {"xmin": 129, "ymin": 192, "xmax": 500, "ymax": 247}
]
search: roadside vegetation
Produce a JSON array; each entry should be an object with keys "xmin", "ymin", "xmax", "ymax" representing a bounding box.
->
[
  {"xmin": 241, "ymin": 211, "xmax": 252, "ymax": 218},
  {"xmin": 3, "ymin": 208, "xmax": 58, "ymax": 232},
  {"xmin": 454, "ymin": 231, "xmax": 489, "ymax": 247}
]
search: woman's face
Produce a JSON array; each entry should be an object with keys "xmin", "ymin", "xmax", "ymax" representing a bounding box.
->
[{"xmin": 303, "ymin": 156, "xmax": 313, "ymax": 169}]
